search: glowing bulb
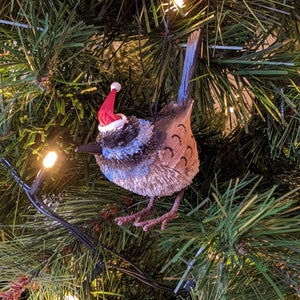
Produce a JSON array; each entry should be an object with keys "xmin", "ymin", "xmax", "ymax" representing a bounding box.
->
[
  {"xmin": 43, "ymin": 152, "xmax": 57, "ymax": 168},
  {"xmin": 229, "ymin": 107, "xmax": 234, "ymax": 113},
  {"xmin": 174, "ymin": 0, "xmax": 184, "ymax": 7},
  {"xmin": 64, "ymin": 295, "xmax": 79, "ymax": 300}
]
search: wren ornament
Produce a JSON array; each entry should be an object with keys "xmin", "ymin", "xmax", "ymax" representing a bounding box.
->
[{"xmin": 77, "ymin": 30, "xmax": 202, "ymax": 231}]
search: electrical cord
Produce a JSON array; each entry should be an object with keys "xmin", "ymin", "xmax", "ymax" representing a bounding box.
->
[{"xmin": 0, "ymin": 157, "xmax": 191, "ymax": 298}]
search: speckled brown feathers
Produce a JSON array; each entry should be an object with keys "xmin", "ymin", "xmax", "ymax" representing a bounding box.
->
[{"xmin": 155, "ymin": 100, "xmax": 199, "ymax": 184}]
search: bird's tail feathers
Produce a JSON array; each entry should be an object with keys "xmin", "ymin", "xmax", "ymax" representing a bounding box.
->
[{"xmin": 177, "ymin": 29, "xmax": 202, "ymax": 106}]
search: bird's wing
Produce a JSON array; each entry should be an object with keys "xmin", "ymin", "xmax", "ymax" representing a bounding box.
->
[{"xmin": 154, "ymin": 100, "xmax": 198, "ymax": 170}]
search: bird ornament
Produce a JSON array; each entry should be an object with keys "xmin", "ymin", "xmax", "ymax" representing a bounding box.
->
[{"xmin": 77, "ymin": 29, "xmax": 202, "ymax": 231}]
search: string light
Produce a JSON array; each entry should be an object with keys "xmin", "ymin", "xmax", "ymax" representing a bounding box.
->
[
  {"xmin": 0, "ymin": 157, "xmax": 190, "ymax": 297},
  {"xmin": 43, "ymin": 151, "xmax": 57, "ymax": 168},
  {"xmin": 30, "ymin": 151, "xmax": 58, "ymax": 195},
  {"xmin": 64, "ymin": 295, "xmax": 79, "ymax": 300},
  {"xmin": 174, "ymin": 0, "xmax": 184, "ymax": 8},
  {"xmin": 229, "ymin": 107, "xmax": 234, "ymax": 113},
  {"xmin": 162, "ymin": 0, "xmax": 185, "ymax": 12}
]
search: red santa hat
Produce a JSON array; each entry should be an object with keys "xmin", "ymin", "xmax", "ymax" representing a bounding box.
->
[{"xmin": 98, "ymin": 82, "xmax": 127, "ymax": 132}]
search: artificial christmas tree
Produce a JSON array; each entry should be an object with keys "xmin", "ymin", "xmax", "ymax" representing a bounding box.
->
[{"xmin": 0, "ymin": 0, "xmax": 299, "ymax": 299}]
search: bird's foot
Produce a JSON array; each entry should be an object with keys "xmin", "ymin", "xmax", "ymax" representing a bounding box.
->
[
  {"xmin": 115, "ymin": 197, "xmax": 156, "ymax": 226},
  {"xmin": 135, "ymin": 189, "xmax": 184, "ymax": 231},
  {"xmin": 115, "ymin": 190, "xmax": 185, "ymax": 231},
  {"xmin": 134, "ymin": 210, "xmax": 179, "ymax": 231}
]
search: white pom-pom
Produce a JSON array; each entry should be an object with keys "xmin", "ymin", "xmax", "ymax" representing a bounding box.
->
[{"xmin": 111, "ymin": 82, "xmax": 121, "ymax": 92}]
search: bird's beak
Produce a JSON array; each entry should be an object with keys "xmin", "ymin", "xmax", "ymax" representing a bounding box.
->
[{"xmin": 76, "ymin": 142, "xmax": 102, "ymax": 155}]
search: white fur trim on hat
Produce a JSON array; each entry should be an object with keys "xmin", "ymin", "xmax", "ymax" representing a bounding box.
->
[{"xmin": 98, "ymin": 113, "xmax": 127, "ymax": 132}]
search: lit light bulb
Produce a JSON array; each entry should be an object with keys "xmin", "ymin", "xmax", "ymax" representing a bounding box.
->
[
  {"xmin": 30, "ymin": 152, "xmax": 58, "ymax": 195},
  {"xmin": 43, "ymin": 152, "xmax": 57, "ymax": 168},
  {"xmin": 64, "ymin": 295, "xmax": 79, "ymax": 300},
  {"xmin": 229, "ymin": 107, "xmax": 234, "ymax": 113},
  {"xmin": 163, "ymin": 0, "xmax": 185, "ymax": 12},
  {"xmin": 174, "ymin": 0, "xmax": 184, "ymax": 7}
]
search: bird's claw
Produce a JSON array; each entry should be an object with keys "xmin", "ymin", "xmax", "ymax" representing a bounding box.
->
[
  {"xmin": 116, "ymin": 191, "xmax": 183, "ymax": 231},
  {"xmin": 114, "ymin": 208, "xmax": 156, "ymax": 226},
  {"xmin": 134, "ymin": 210, "xmax": 179, "ymax": 231}
]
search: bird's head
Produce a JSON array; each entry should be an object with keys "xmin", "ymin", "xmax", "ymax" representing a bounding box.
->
[{"xmin": 76, "ymin": 82, "xmax": 127, "ymax": 155}]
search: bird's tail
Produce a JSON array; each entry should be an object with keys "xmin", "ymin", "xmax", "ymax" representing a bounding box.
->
[{"xmin": 177, "ymin": 29, "xmax": 202, "ymax": 106}]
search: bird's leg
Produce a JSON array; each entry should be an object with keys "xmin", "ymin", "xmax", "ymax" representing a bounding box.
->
[
  {"xmin": 134, "ymin": 189, "xmax": 185, "ymax": 231},
  {"xmin": 115, "ymin": 196, "xmax": 156, "ymax": 226}
]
